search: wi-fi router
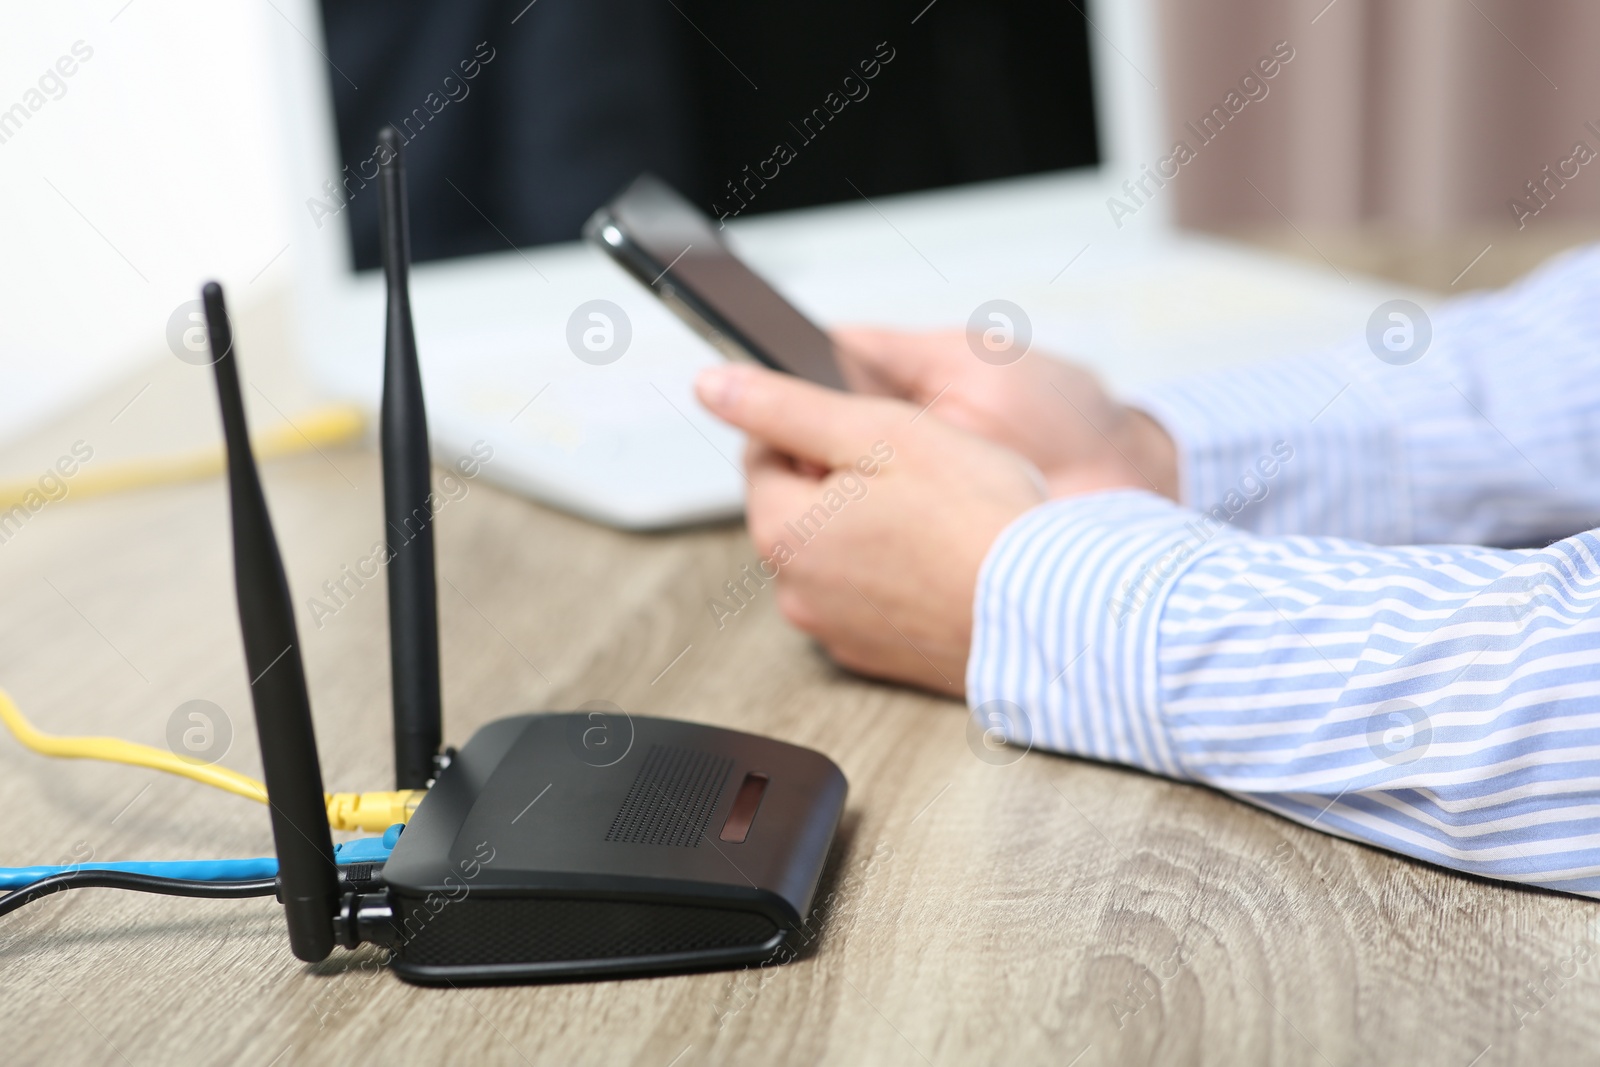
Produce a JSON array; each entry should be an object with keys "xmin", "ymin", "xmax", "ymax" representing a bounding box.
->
[{"xmin": 204, "ymin": 127, "xmax": 846, "ymax": 983}]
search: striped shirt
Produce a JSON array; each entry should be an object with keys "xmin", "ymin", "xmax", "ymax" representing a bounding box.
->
[{"xmin": 967, "ymin": 244, "xmax": 1600, "ymax": 896}]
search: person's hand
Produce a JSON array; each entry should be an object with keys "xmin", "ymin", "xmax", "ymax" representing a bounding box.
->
[
  {"xmin": 694, "ymin": 362, "xmax": 1047, "ymax": 695},
  {"xmin": 831, "ymin": 326, "xmax": 1179, "ymax": 500}
]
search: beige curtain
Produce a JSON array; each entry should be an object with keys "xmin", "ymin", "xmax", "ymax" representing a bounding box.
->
[{"xmin": 1156, "ymin": 0, "xmax": 1600, "ymax": 232}]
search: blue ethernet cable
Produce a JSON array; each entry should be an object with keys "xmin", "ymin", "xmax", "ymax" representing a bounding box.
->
[{"xmin": 0, "ymin": 825, "xmax": 402, "ymax": 908}]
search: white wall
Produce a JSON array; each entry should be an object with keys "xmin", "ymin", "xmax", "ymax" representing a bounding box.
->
[{"xmin": 0, "ymin": 2, "xmax": 293, "ymax": 446}]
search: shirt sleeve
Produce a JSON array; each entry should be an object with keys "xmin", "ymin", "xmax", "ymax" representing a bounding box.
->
[
  {"xmin": 1126, "ymin": 244, "xmax": 1600, "ymax": 548},
  {"xmin": 968, "ymin": 489, "xmax": 1600, "ymax": 898}
]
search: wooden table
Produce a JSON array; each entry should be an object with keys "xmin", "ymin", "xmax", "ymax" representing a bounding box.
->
[{"xmin": 2, "ymin": 235, "xmax": 1599, "ymax": 1067}]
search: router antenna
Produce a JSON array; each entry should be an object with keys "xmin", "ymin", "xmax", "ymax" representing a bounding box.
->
[
  {"xmin": 377, "ymin": 126, "xmax": 443, "ymax": 790},
  {"xmin": 203, "ymin": 281, "xmax": 340, "ymax": 962}
]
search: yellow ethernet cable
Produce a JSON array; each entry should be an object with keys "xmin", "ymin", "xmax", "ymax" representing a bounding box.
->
[
  {"xmin": 0, "ymin": 689, "xmax": 422, "ymax": 832},
  {"xmin": 0, "ymin": 403, "xmax": 365, "ymax": 512}
]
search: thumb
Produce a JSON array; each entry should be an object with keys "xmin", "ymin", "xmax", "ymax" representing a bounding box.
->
[
  {"xmin": 830, "ymin": 326, "xmax": 965, "ymax": 399},
  {"xmin": 695, "ymin": 362, "xmax": 893, "ymax": 469}
]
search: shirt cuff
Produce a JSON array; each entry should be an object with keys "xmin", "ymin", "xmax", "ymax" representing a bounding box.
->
[
  {"xmin": 1125, "ymin": 246, "xmax": 1600, "ymax": 548},
  {"xmin": 965, "ymin": 489, "xmax": 1239, "ymax": 779},
  {"xmin": 1126, "ymin": 350, "xmax": 1415, "ymax": 544}
]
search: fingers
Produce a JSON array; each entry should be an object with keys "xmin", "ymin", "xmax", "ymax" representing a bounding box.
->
[
  {"xmin": 744, "ymin": 441, "xmax": 812, "ymax": 499},
  {"xmin": 743, "ymin": 441, "xmax": 819, "ymax": 555},
  {"xmin": 697, "ymin": 362, "xmax": 900, "ymax": 469}
]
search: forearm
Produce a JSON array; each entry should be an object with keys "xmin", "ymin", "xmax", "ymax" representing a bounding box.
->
[
  {"xmin": 1127, "ymin": 245, "xmax": 1600, "ymax": 546},
  {"xmin": 969, "ymin": 491, "xmax": 1600, "ymax": 897}
]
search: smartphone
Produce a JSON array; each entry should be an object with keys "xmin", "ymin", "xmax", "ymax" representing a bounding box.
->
[{"xmin": 584, "ymin": 174, "xmax": 847, "ymax": 390}]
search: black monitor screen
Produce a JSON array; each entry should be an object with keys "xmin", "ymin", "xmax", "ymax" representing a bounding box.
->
[{"xmin": 318, "ymin": 0, "xmax": 1099, "ymax": 270}]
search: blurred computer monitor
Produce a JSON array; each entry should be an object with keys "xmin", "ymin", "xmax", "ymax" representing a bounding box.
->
[{"xmin": 315, "ymin": 0, "xmax": 1101, "ymax": 271}]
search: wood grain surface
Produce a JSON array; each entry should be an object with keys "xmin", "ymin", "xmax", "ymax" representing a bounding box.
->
[{"xmin": 3, "ymin": 236, "xmax": 1600, "ymax": 1066}]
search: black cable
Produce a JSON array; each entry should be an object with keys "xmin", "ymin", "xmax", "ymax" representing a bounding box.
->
[{"xmin": 0, "ymin": 872, "xmax": 276, "ymax": 919}]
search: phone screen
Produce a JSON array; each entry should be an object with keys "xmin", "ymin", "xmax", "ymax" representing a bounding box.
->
[{"xmin": 588, "ymin": 175, "xmax": 846, "ymax": 390}]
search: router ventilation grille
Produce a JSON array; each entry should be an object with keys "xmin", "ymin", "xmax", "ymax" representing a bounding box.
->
[{"xmin": 605, "ymin": 744, "xmax": 732, "ymax": 847}]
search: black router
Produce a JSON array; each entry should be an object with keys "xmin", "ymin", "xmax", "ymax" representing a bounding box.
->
[{"xmin": 201, "ymin": 127, "xmax": 846, "ymax": 983}]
